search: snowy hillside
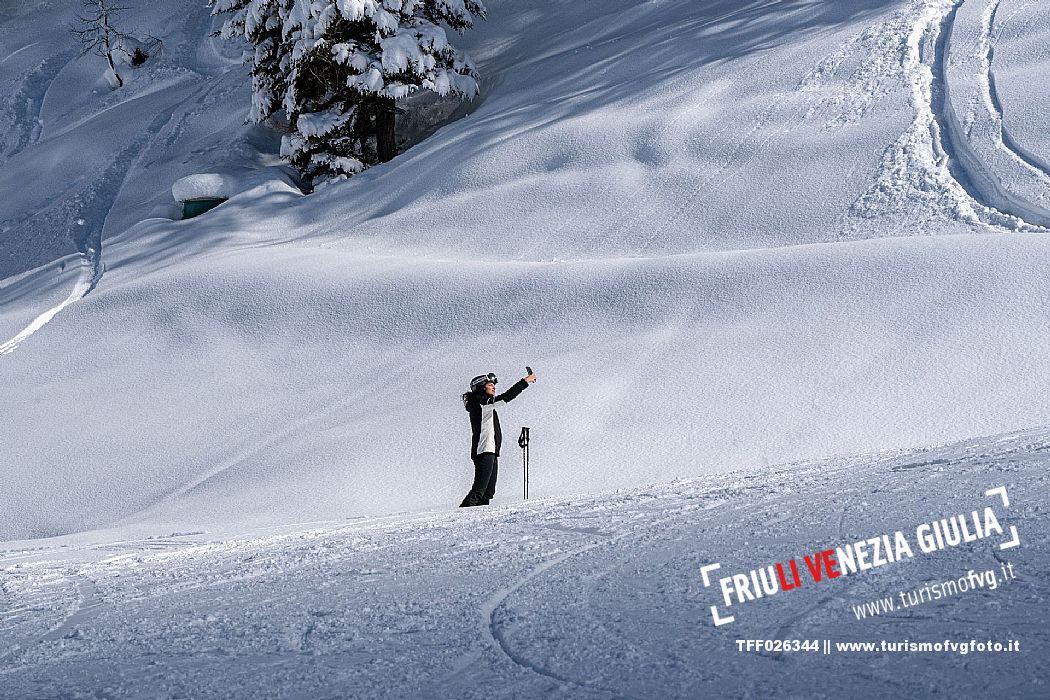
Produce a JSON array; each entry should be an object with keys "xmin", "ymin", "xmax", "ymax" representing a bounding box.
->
[
  {"xmin": 2, "ymin": 0, "xmax": 1050, "ymax": 547},
  {"xmin": 1, "ymin": 427, "xmax": 1047, "ymax": 697}
]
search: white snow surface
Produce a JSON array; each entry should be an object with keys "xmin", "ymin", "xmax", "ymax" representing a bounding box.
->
[
  {"xmin": 0, "ymin": 427, "xmax": 1046, "ymax": 697},
  {"xmin": 1, "ymin": 0, "xmax": 1049, "ymax": 549}
]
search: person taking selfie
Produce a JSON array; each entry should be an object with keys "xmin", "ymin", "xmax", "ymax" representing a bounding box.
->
[{"xmin": 459, "ymin": 369, "xmax": 537, "ymax": 507}]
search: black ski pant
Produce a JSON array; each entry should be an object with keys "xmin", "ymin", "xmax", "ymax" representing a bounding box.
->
[{"xmin": 460, "ymin": 453, "xmax": 498, "ymax": 507}]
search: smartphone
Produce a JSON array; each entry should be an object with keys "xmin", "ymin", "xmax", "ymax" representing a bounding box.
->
[{"xmin": 526, "ymin": 366, "xmax": 533, "ymax": 376}]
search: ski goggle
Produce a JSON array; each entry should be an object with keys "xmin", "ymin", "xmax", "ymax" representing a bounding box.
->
[{"xmin": 470, "ymin": 373, "xmax": 498, "ymax": 391}]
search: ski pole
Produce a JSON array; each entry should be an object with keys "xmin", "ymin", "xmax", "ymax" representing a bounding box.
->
[{"xmin": 518, "ymin": 426, "xmax": 530, "ymax": 500}]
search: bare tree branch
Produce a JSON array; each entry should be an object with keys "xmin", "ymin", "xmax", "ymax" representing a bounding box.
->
[{"xmin": 69, "ymin": 0, "xmax": 133, "ymax": 87}]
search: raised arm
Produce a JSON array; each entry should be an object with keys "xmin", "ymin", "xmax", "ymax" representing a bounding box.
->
[{"xmin": 495, "ymin": 374, "xmax": 536, "ymax": 404}]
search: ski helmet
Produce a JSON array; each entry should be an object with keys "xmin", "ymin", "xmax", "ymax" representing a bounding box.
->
[{"xmin": 470, "ymin": 373, "xmax": 498, "ymax": 392}]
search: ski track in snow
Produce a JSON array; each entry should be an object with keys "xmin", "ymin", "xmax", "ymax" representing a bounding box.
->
[
  {"xmin": 0, "ymin": 51, "xmax": 76, "ymax": 163},
  {"xmin": 0, "ymin": 254, "xmax": 99, "ymax": 355},
  {"xmin": 1, "ymin": 426, "xmax": 1046, "ymax": 697},
  {"xmin": 543, "ymin": 0, "xmax": 1050, "ymax": 248},
  {"xmin": 841, "ymin": 0, "xmax": 1050, "ymax": 235},
  {"xmin": 982, "ymin": 0, "xmax": 1050, "ymax": 180},
  {"xmin": 0, "ymin": 97, "xmax": 184, "ymax": 356},
  {"xmin": 480, "ymin": 513, "xmax": 690, "ymax": 699},
  {"xmin": 37, "ymin": 575, "xmax": 103, "ymax": 644},
  {"xmin": 481, "ymin": 537, "xmax": 621, "ymax": 697},
  {"xmin": 937, "ymin": 0, "xmax": 1050, "ymax": 227},
  {"xmin": 920, "ymin": 0, "xmax": 1047, "ymax": 230},
  {"xmin": 564, "ymin": 0, "xmax": 1050, "ymax": 250},
  {"xmin": 0, "ymin": 42, "xmax": 39, "ymax": 67}
]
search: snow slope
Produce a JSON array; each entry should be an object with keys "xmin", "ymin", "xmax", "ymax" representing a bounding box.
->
[
  {"xmin": 1, "ymin": 0, "xmax": 1049, "ymax": 541},
  {"xmin": 0, "ymin": 1, "xmax": 244, "ymax": 278},
  {"xmin": 1, "ymin": 427, "xmax": 1046, "ymax": 698}
]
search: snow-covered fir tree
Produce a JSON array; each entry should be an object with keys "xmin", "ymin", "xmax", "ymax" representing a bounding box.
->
[{"xmin": 213, "ymin": 0, "xmax": 485, "ymax": 183}]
